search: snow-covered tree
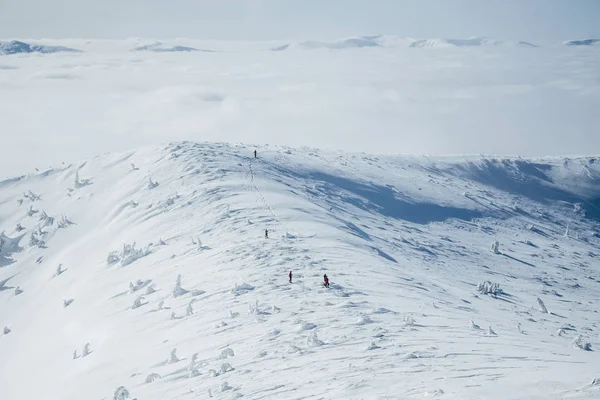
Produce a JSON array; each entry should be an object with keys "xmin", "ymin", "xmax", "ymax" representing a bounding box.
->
[
  {"xmin": 573, "ymin": 335, "xmax": 592, "ymax": 351},
  {"xmin": 113, "ymin": 386, "xmax": 131, "ymax": 400},
  {"xmin": 477, "ymin": 281, "xmax": 502, "ymax": 297},
  {"xmin": 173, "ymin": 274, "xmax": 189, "ymax": 297},
  {"xmin": 168, "ymin": 348, "xmax": 180, "ymax": 364},
  {"xmin": 537, "ymin": 298, "xmax": 549, "ymax": 314},
  {"xmin": 148, "ymin": 177, "xmax": 159, "ymax": 190},
  {"xmin": 490, "ymin": 240, "xmax": 500, "ymax": 254},
  {"xmin": 82, "ymin": 343, "xmax": 91, "ymax": 357},
  {"xmin": 186, "ymin": 299, "xmax": 196, "ymax": 316}
]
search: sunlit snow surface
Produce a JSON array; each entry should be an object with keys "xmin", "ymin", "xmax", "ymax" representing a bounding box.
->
[
  {"xmin": 1, "ymin": 141, "xmax": 600, "ymax": 399},
  {"xmin": 1, "ymin": 37, "xmax": 600, "ymax": 175}
]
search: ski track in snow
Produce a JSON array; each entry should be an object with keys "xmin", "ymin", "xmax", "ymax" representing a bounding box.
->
[{"xmin": 1, "ymin": 142, "xmax": 600, "ymax": 399}]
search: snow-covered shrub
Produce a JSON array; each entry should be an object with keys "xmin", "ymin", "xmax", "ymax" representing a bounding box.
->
[
  {"xmin": 74, "ymin": 171, "xmax": 91, "ymax": 188},
  {"xmin": 307, "ymin": 330, "xmax": 324, "ymax": 347},
  {"xmin": 299, "ymin": 321, "xmax": 317, "ymax": 331},
  {"xmin": 63, "ymin": 299, "xmax": 74, "ymax": 308},
  {"xmin": 221, "ymin": 382, "xmax": 233, "ymax": 392},
  {"xmin": 14, "ymin": 286, "xmax": 23, "ymax": 295},
  {"xmin": 366, "ymin": 341, "xmax": 380, "ymax": 350},
  {"xmin": 537, "ymin": 298, "xmax": 549, "ymax": 314},
  {"xmin": 132, "ymin": 296, "xmax": 145, "ymax": 309},
  {"xmin": 56, "ymin": 264, "xmax": 66, "ymax": 276},
  {"xmin": 470, "ymin": 320, "xmax": 481, "ymax": 330},
  {"xmin": 404, "ymin": 315, "xmax": 415, "ymax": 326},
  {"xmin": 26, "ymin": 205, "xmax": 39, "ymax": 217},
  {"xmin": 573, "ymin": 336, "xmax": 592, "ymax": 351},
  {"xmin": 220, "ymin": 363, "xmax": 234, "ymax": 374},
  {"xmin": 82, "ymin": 343, "xmax": 91, "ymax": 357},
  {"xmin": 129, "ymin": 279, "xmax": 151, "ymax": 293},
  {"xmin": 231, "ymin": 283, "xmax": 255, "ymax": 296},
  {"xmin": 173, "ymin": 274, "xmax": 189, "ymax": 297},
  {"xmin": 57, "ymin": 215, "xmax": 74, "ymax": 229},
  {"xmin": 113, "ymin": 386, "xmax": 131, "ymax": 400},
  {"xmin": 107, "ymin": 243, "xmax": 151, "ymax": 267},
  {"xmin": 106, "ymin": 251, "xmax": 120, "ymax": 265},
  {"xmin": 15, "ymin": 223, "xmax": 25, "ymax": 232},
  {"xmin": 145, "ymin": 373, "xmax": 161, "ymax": 383},
  {"xmin": 3, "ymin": 326, "xmax": 11, "ymax": 335},
  {"xmin": 39, "ymin": 210, "xmax": 54, "ymax": 226},
  {"xmin": 120, "ymin": 243, "xmax": 151, "ymax": 267},
  {"xmin": 168, "ymin": 348, "xmax": 180, "ymax": 364},
  {"xmin": 29, "ymin": 231, "xmax": 45, "ymax": 248},
  {"xmin": 188, "ymin": 353, "xmax": 200, "ymax": 377},
  {"xmin": 477, "ymin": 281, "xmax": 503, "ymax": 297},
  {"xmin": 73, "ymin": 350, "xmax": 78, "ymax": 359},
  {"xmin": 218, "ymin": 348, "xmax": 235, "ymax": 359},
  {"xmin": 148, "ymin": 177, "xmax": 159, "ymax": 190},
  {"xmin": 488, "ymin": 326, "xmax": 497, "ymax": 336},
  {"xmin": 146, "ymin": 284, "xmax": 156, "ymax": 295},
  {"xmin": 186, "ymin": 299, "xmax": 196, "ymax": 316},
  {"xmin": 24, "ymin": 190, "xmax": 40, "ymax": 202},
  {"xmin": 490, "ymin": 241, "xmax": 500, "ymax": 254}
]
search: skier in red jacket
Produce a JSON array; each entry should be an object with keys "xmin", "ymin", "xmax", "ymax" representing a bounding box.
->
[
  {"xmin": 289, "ymin": 270, "xmax": 293, "ymax": 283},
  {"xmin": 323, "ymin": 274, "xmax": 329, "ymax": 288}
]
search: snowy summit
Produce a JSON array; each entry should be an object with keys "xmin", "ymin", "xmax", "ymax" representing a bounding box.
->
[{"xmin": 1, "ymin": 142, "xmax": 599, "ymax": 399}]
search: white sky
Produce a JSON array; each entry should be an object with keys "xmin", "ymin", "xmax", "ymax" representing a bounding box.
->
[{"xmin": 1, "ymin": 0, "xmax": 599, "ymax": 41}]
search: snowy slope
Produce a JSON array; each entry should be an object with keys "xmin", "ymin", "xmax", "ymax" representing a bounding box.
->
[{"xmin": 1, "ymin": 142, "xmax": 600, "ymax": 400}]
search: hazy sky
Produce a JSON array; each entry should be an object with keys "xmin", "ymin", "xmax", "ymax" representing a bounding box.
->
[{"xmin": 1, "ymin": 0, "xmax": 599, "ymax": 41}]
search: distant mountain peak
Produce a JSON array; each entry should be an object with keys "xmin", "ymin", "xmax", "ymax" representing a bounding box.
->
[{"xmin": 0, "ymin": 40, "xmax": 81, "ymax": 55}]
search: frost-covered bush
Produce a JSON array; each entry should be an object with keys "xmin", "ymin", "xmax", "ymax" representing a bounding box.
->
[
  {"xmin": 57, "ymin": 215, "xmax": 74, "ymax": 229},
  {"xmin": 173, "ymin": 275, "xmax": 189, "ymax": 297},
  {"xmin": 168, "ymin": 348, "xmax": 180, "ymax": 364},
  {"xmin": 490, "ymin": 241, "xmax": 500, "ymax": 254},
  {"xmin": 218, "ymin": 348, "xmax": 235, "ymax": 359},
  {"xmin": 307, "ymin": 330, "xmax": 324, "ymax": 347},
  {"xmin": 107, "ymin": 243, "xmax": 151, "ymax": 267},
  {"xmin": 145, "ymin": 373, "xmax": 161, "ymax": 383},
  {"xmin": 113, "ymin": 386, "xmax": 131, "ymax": 400},
  {"xmin": 3, "ymin": 326, "xmax": 11, "ymax": 335},
  {"xmin": 39, "ymin": 210, "xmax": 54, "ymax": 226},
  {"xmin": 74, "ymin": 171, "xmax": 91, "ymax": 188},
  {"xmin": 82, "ymin": 343, "xmax": 92, "ymax": 357},
  {"xmin": 574, "ymin": 336, "xmax": 592, "ymax": 351},
  {"xmin": 537, "ymin": 298, "xmax": 549, "ymax": 314},
  {"xmin": 186, "ymin": 299, "xmax": 196, "ymax": 316},
  {"xmin": 148, "ymin": 177, "xmax": 159, "ymax": 190},
  {"xmin": 477, "ymin": 281, "xmax": 503, "ymax": 297}
]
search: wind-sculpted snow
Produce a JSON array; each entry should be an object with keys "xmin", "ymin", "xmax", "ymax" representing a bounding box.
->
[{"xmin": 0, "ymin": 142, "xmax": 599, "ymax": 399}]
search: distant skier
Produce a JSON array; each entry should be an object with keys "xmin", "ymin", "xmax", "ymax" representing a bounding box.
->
[
  {"xmin": 254, "ymin": 150, "xmax": 257, "ymax": 158},
  {"xmin": 289, "ymin": 270, "xmax": 293, "ymax": 283},
  {"xmin": 323, "ymin": 274, "xmax": 330, "ymax": 288},
  {"xmin": 265, "ymin": 229, "xmax": 269, "ymax": 239}
]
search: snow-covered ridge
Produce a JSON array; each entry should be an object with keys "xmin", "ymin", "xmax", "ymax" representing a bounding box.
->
[
  {"xmin": 1, "ymin": 142, "xmax": 599, "ymax": 399},
  {"xmin": 564, "ymin": 39, "xmax": 600, "ymax": 46},
  {"xmin": 272, "ymin": 35, "xmax": 538, "ymax": 50},
  {"xmin": 133, "ymin": 41, "xmax": 215, "ymax": 53},
  {"xmin": 0, "ymin": 40, "xmax": 81, "ymax": 55}
]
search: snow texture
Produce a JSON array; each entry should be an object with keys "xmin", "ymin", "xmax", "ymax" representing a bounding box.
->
[{"xmin": 1, "ymin": 142, "xmax": 600, "ymax": 399}]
